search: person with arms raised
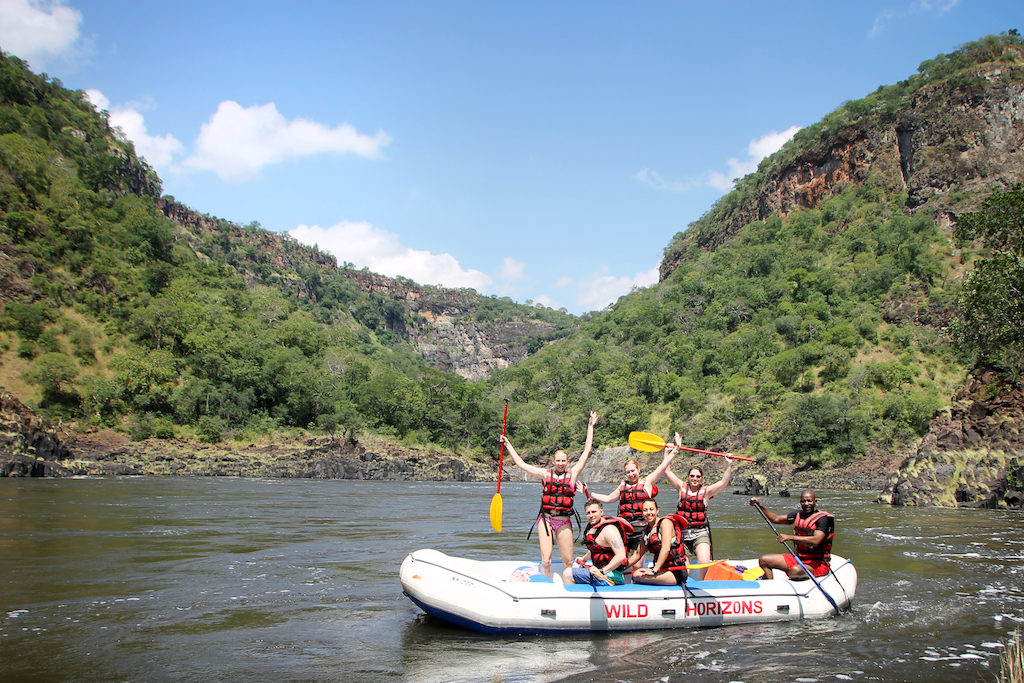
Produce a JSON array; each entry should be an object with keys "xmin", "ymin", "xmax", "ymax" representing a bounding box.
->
[
  {"xmin": 501, "ymin": 410, "xmax": 598, "ymax": 578},
  {"xmin": 589, "ymin": 436, "xmax": 680, "ymax": 553},
  {"xmin": 664, "ymin": 436, "xmax": 737, "ymax": 576}
]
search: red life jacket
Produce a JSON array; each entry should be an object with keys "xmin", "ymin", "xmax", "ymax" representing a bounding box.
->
[
  {"xmin": 584, "ymin": 517, "xmax": 634, "ymax": 568},
  {"xmin": 643, "ymin": 514, "xmax": 689, "ymax": 568},
  {"xmin": 793, "ymin": 509, "xmax": 834, "ymax": 564},
  {"xmin": 618, "ymin": 481, "xmax": 658, "ymax": 522},
  {"xmin": 677, "ymin": 486, "xmax": 707, "ymax": 528},
  {"xmin": 540, "ymin": 469, "xmax": 575, "ymax": 516}
]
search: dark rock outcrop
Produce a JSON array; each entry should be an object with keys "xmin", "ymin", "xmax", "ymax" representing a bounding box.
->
[
  {"xmin": 879, "ymin": 371, "xmax": 1024, "ymax": 507},
  {"xmin": 0, "ymin": 392, "xmax": 73, "ymax": 476},
  {"xmin": 733, "ymin": 475, "xmax": 769, "ymax": 496}
]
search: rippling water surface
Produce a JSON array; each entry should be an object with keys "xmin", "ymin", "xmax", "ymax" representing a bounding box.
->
[{"xmin": 1, "ymin": 477, "xmax": 1022, "ymax": 681}]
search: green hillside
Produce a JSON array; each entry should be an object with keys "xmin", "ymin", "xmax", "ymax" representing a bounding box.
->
[
  {"xmin": 0, "ymin": 50, "xmax": 562, "ymax": 451},
  {"xmin": 2, "ymin": 34, "xmax": 1022, "ymax": 471},
  {"xmin": 498, "ymin": 183, "xmax": 961, "ymax": 463},
  {"xmin": 489, "ymin": 33, "xmax": 1024, "ymax": 465}
]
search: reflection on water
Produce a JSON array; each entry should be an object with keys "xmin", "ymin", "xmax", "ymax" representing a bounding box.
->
[{"xmin": 1, "ymin": 478, "xmax": 1022, "ymax": 681}]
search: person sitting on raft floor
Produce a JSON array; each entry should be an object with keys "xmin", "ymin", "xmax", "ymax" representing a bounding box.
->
[
  {"xmin": 749, "ymin": 490, "xmax": 834, "ymax": 579},
  {"xmin": 589, "ymin": 436, "xmax": 680, "ymax": 553},
  {"xmin": 501, "ymin": 410, "xmax": 598, "ymax": 578},
  {"xmin": 627, "ymin": 498, "xmax": 690, "ymax": 585},
  {"xmin": 563, "ymin": 500, "xmax": 632, "ymax": 586}
]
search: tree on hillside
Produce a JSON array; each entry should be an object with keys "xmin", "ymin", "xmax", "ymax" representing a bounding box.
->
[{"xmin": 952, "ymin": 183, "xmax": 1024, "ymax": 378}]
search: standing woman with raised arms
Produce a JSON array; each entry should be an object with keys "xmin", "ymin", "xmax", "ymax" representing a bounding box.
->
[
  {"xmin": 589, "ymin": 434, "xmax": 681, "ymax": 553},
  {"xmin": 500, "ymin": 410, "xmax": 598, "ymax": 578},
  {"xmin": 664, "ymin": 434, "xmax": 737, "ymax": 576}
]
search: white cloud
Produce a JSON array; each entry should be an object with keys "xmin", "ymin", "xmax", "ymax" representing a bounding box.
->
[
  {"xmin": 84, "ymin": 88, "xmax": 108, "ymax": 110},
  {"xmin": 0, "ymin": 0, "xmax": 81, "ymax": 68},
  {"xmin": 709, "ymin": 125, "xmax": 801, "ymax": 191},
  {"xmin": 749, "ymin": 127, "xmax": 801, "ymax": 159},
  {"xmin": 182, "ymin": 101, "xmax": 391, "ymax": 182},
  {"xmin": 554, "ymin": 275, "xmax": 573, "ymax": 288},
  {"xmin": 870, "ymin": 0, "xmax": 959, "ymax": 38},
  {"xmin": 500, "ymin": 257, "xmax": 525, "ymax": 282},
  {"xmin": 574, "ymin": 264, "xmax": 660, "ymax": 312},
  {"xmin": 110, "ymin": 108, "xmax": 185, "ymax": 168},
  {"xmin": 84, "ymin": 89, "xmax": 185, "ymax": 169},
  {"xmin": 637, "ymin": 125, "xmax": 800, "ymax": 194},
  {"xmin": 633, "ymin": 168, "xmax": 701, "ymax": 193},
  {"xmin": 533, "ymin": 295, "xmax": 561, "ymax": 309},
  {"xmin": 289, "ymin": 221, "xmax": 491, "ymax": 291}
]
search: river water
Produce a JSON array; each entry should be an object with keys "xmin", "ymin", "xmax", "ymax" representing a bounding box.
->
[{"xmin": 1, "ymin": 477, "xmax": 1022, "ymax": 682}]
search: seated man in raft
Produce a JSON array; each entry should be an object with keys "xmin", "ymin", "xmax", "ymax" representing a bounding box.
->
[{"xmin": 562, "ymin": 500, "xmax": 632, "ymax": 586}]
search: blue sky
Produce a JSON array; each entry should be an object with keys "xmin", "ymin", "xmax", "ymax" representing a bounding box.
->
[{"xmin": 1, "ymin": 1, "xmax": 1019, "ymax": 314}]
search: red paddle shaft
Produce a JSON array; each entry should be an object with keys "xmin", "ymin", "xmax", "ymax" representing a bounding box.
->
[
  {"xmin": 680, "ymin": 445, "xmax": 754, "ymax": 461},
  {"xmin": 497, "ymin": 400, "xmax": 508, "ymax": 494}
]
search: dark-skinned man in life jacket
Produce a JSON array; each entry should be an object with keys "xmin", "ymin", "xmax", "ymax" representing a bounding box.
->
[
  {"xmin": 563, "ymin": 499, "xmax": 632, "ymax": 586},
  {"xmin": 501, "ymin": 410, "xmax": 598, "ymax": 578},
  {"xmin": 749, "ymin": 489, "xmax": 835, "ymax": 579},
  {"xmin": 589, "ymin": 435, "xmax": 681, "ymax": 553}
]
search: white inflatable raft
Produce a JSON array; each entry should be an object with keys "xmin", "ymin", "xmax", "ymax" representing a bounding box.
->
[{"xmin": 400, "ymin": 548, "xmax": 857, "ymax": 633}]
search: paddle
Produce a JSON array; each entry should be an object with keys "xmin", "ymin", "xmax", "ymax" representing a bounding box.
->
[
  {"xmin": 753, "ymin": 503, "xmax": 841, "ymax": 615},
  {"xmin": 627, "ymin": 431, "xmax": 754, "ymax": 461},
  {"xmin": 489, "ymin": 399, "xmax": 508, "ymax": 533},
  {"xmin": 588, "ymin": 565, "xmax": 616, "ymax": 586}
]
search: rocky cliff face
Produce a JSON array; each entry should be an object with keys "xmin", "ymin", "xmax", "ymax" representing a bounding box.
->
[
  {"xmin": 661, "ymin": 65, "xmax": 1024, "ymax": 278},
  {"xmin": 157, "ymin": 199, "xmax": 572, "ymax": 380},
  {"xmin": 342, "ymin": 270, "xmax": 563, "ymax": 379},
  {"xmin": 878, "ymin": 371, "xmax": 1024, "ymax": 508}
]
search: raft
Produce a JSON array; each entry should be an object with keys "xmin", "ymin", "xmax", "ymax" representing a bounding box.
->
[{"xmin": 400, "ymin": 548, "xmax": 857, "ymax": 634}]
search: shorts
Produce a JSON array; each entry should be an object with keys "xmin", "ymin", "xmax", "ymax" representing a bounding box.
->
[
  {"xmin": 571, "ymin": 566, "xmax": 624, "ymax": 586},
  {"xmin": 784, "ymin": 554, "xmax": 830, "ymax": 577},
  {"xmin": 680, "ymin": 527, "xmax": 711, "ymax": 556}
]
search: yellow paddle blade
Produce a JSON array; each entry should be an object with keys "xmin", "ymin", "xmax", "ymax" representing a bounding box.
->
[
  {"xmin": 489, "ymin": 492, "xmax": 503, "ymax": 533},
  {"xmin": 628, "ymin": 431, "xmax": 668, "ymax": 452},
  {"xmin": 742, "ymin": 566, "xmax": 765, "ymax": 580},
  {"xmin": 684, "ymin": 560, "xmax": 719, "ymax": 569}
]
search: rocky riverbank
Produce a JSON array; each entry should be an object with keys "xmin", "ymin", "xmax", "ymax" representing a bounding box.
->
[
  {"xmin": 2, "ymin": 391, "xmax": 902, "ymax": 490},
  {"xmin": 3, "ymin": 388, "xmax": 1018, "ymax": 508},
  {"xmin": 878, "ymin": 370, "xmax": 1024, "ymax": 508}
]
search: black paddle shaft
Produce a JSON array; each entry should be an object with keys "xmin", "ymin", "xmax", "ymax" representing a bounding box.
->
[{"xmin": 753, "ymin": 503, "xmax": 842, "ymax": 615}]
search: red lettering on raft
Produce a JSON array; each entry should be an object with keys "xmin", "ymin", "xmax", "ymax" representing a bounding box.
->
[
  {"xmin": 685, "ymin": 600, "xmax": 764, "ymax": 616},
  {"xmin": 604, "ymin": 603, "xmax": 650, "ymax": 619}
]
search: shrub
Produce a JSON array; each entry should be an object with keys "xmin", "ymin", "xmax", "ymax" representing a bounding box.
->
[{"xmin": 196, "ymin": 415, "xmax": 224, "ymax": 444}]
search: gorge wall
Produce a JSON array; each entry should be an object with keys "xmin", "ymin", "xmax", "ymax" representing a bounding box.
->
[
  {"xmin": 657, "ymin": 60, "xmax": 1024, "ymax": 508},
  {"xmin": 341, "ymin": 270, "xmax": 564, "ymax": 380},
  {"xmin": 157, "ymin": 199, "xmax": 570, "ymax": 380},
  {"xmin": 661, "ymin": 65, "xmax": 1024, "ymax": 278}
]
